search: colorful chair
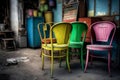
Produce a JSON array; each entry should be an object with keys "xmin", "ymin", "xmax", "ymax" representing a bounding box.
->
[
  {"xmin": 41, "ymin": 22, "xmax": 72, "ymax": 77},
  {"xmin": 38, "ymin": 22, "xmax": 56, "ymax": 57},
  {"xmin": 68, "ymin": 22, "xmax": 88, "ymax": 70},
  {"xmin": 84, "ymin": 21, "xmax": 116, "ymax": 75}
]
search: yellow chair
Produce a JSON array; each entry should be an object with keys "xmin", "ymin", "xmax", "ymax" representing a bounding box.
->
[
  {"xmin": 41, "ymin": 22, "xmax": 72, "ymax": 77},
  {"xmin": 38, "ymin": 22, "xmax": 56, "ymax": 57}
]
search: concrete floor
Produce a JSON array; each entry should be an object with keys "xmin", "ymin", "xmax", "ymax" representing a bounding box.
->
[{"xmin": 0, "ymin": 48, "xmax": 120, "ymax": 80}]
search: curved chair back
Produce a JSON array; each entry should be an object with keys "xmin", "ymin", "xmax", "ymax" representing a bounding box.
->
[
  {"xmin": 38, "ymin": 22, "xmax": 55, "ymax": 44},
  {"xmin": 38, "ymin": 23, "xmax": 48, "ymax": 42},
  {"xmin": 68, "ymin": 22, "xmax": 88, "ymax": 70},
  {"xmin": 38, "ymin": 22, "xmax": 54, "ymax": 40},
  {"xmin": 41, "ymin": 22, "xmax": 72, "ymax": 77},
  {"xmin": 84, "ymin": 21, "xmax": 116, "ymax": 75},
  {"xmin": 51, "ymin": 22, "xmax": 72, "ymax": 44},
  {"xmin": 70, "ymin": 22, "xmax": 88, "ymax": 44},
  {"xmin": 91, "ymin": 21, "xmax": 116, "ymax": 45}
]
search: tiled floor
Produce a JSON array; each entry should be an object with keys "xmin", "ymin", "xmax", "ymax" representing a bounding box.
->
[{"xmin": 0, "ymin": 48, "xmax": 120, "ymax": 80}]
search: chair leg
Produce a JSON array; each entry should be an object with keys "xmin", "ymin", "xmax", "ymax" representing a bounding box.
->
[
  {"xmin": 41, "ymin": 48, "xmax": 44, "ymax": 70},
  {"xmin": 51, "ymin": 50, "xmax": 54, "ymax": 77},
  {"xmin": 66, "ymin": 48, "xmax": 71, "ymax": 72},
  {"xmin": 66, "ymin": 48, "xmax": 70, "ymax": 69},
  {"xmin": 81, "ymin": 48, "xmax": 84, "ymax": 70},
  {"xmin": 40, "ymin": 47, "xmax": 42, "ymax": 57},
  {"xmin": 108, "ymin": 51, "xmax": 111, "ymax": 75},
  {"xmin": 84, "ymin": 49, "xmax": 89, "ymax": 72},
  {"xmin": 69, "ymin": 48, "xmax": 71, "ymax": 61},
  {"xmin": 59, "ymin": 50, "xmax": 62, "ymax": 68},
  {"xmin": 48, "ymin": 50, "xmax": 51, "ymax": 63},
  {"xmin": 90, "ymin": 55, "xmax": 93, "ymax": 65}
]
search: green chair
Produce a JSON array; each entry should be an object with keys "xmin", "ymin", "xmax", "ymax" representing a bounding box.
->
[
  {"xmin": 41, "ymin": 22, "xmax": 72, "ymax": 77},
  {"xmin": 68, "ymin": 22, "xmax": 88, "ymax": 70}
]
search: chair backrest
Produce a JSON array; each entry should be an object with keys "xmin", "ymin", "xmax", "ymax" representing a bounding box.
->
[
  {"xmin": 51, "ymin": 22, "xmax": 72, "ymax": 44},
  {"xmin": 38, "ymin": 23, "xmax": 46, "ymax": 41},
  {"xmin": 70, "ymin": 22, "xmax": 88, "ymax": 43},
  {"xmin": 38, "ymin": 22, "xmax": 54, "ymax": 42},
  {"xmin": 90, "ymin": 21, "xmax": 116, "ymax": 45}
]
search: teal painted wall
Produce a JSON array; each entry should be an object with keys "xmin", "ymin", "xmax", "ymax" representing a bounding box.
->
[
  {"xmin": 87, "ymin": 0, "xmax": 119, "ymax": 16},
  {"xmin": 111, "ymin": 0, "xmax": 119, "ymax": 15},
  {"xmin": 53, "ymin": 0, "xmax": 119, "ymax": 22},
  {"xmin": 53, "ymin": 1, "xmax": 62, "ymax": 23}
]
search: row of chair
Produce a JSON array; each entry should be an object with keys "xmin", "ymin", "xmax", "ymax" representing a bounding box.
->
[{"xmin": 37, "ymin": 21, "xmax": 116, "ymax": 77}]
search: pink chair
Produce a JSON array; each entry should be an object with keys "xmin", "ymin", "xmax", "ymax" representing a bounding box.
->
[{"xmin": 84, "ymin": 21, "xmax": 116, "ymax": 75}]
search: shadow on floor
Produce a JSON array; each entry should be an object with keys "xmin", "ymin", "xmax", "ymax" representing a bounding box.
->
[{"xmin": 0, "ymin": 74, "xmax": 10, "ymax": 80}]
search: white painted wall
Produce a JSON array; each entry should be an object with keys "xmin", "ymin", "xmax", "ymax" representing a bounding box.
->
[{"xmin": 10, "ymin": 0, "xmax": 19, "ymax": 42}]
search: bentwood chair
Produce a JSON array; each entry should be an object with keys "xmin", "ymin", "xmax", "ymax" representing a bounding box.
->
[
  {"xmin": 38, "ymin": 22, "xmax": 56, "ymax": 57},
  {"xmin": 84, "ymin": 21, "xmax": 116, "ymax": 76},
  {"xmin": 68, "ymin": 22, "xmax": 88, "ymax": 70},
  {"xmin": 41, "ymin": 22, "xmax": 72, "ymax": 77}
]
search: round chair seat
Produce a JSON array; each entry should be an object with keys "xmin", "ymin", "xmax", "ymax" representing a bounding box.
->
[
  {"xmin": 42, "ymin": 38, "xmax": 56, "ymax": 43},
  {"xmin": 87, "ymin": 44, "xmax": 113, "ymax": 51}
]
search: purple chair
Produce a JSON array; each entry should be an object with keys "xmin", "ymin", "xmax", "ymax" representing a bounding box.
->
[{"xmin": 84, "ymin": 21, "xmax": 116, "ymax": 75}]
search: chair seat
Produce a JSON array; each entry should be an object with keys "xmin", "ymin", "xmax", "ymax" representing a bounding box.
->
[
  {"xmin": 87, "ymin": 44, "xmax": 113, "ymax": 50},
  {"xmin": 42, "ymin": 43, "xmax": 68, "ymax": 50},
  {"xmin": 40, "ymin": 22, "xmax": 72, "ymax": 77},
  {"xmin": 69, "ymin": 42, "xmax": 83, "ymax": 48},
  {"xmin": 42, "ymin": 38, "xmax": 56, "ymax": 43},
  {"xmin": 84, "ymin": 21, "xmax": 116, "ymax": 75}
]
